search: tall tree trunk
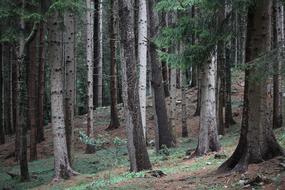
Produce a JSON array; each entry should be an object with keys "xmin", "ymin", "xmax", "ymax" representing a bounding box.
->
[
  {"xmin": 194, "ymin": 66, "xmax": 201, "ymax": 116},
  {"xmin": 224, "ymin": 47, "xmax": 236, "ymax": 128},
  {"xmin": 93, "ymin": 0, "xmax": 99, "ymax": 107},
  {"xmin": 3, "ymin": 44, "xmax": 13, "ymax": 135},
  {"xmin": 64, "ymin": 12, "xmax": 76, "ymax": 162},
  {"xmin": 149, "ymin": 0, "xmax": 175, "ymax": 150},
  {"xmin": 28, "ymin": 37, "xmax": 37, "ymax": 161},
  {"xmin": 86, "ymin": 0, "xmax": 96, "ymax": 154},
  {"xmin": 107, "ymin": 0, "xmax": 120, "ymax": 130},
  {"xmin": 37, "ymin": 22, "xmax": 45, "ymax": 143},
  {"xmin": 169, "ymin": 67, "xmax": 177, "ymax": 145},
  {"xmin": 273, "ymin": 0, "xmax": 283, "ymax": 129},
  {"xmin": 138, "ymin": 0, "xmax": 148, "ymax": 140},
  {"xmin": 48, "ymin": 10, "xmax": 77, "ymax": 180},
  {"xmin": 18, "ymin": 2, "xmax": 31, "ymax": 179},
  {"xmin": 119, "ymin": 0, "xmax": 152, "ymax": 172},
  {"xmin": 181, "ymin": 70, "xmax": 188, "ymax": 137},
  {"xmin": 217, "ymin": 4, "xmax": 226, "ymax": 135},
  {"xmin": 195, "ymin": 51, "xmax": 220, "ymax": 156},
  {"xmin": 12, "ymin": 45, "xmax": 20, "ymax": 160},
  {"xmin": 219, "ymin": 0, "xmax": 284, "ymax": 172},
  {"xmin": 0, "ymin": 43, "xmax": 4, "ymax": 145},
  {"xmin": 97, "ymin": 0, "xmax": 103, "ymax": 107}
]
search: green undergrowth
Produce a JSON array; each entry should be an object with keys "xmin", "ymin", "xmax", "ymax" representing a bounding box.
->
[{"xmin": 1, "ymin": 127, "xmax": 285, "ymax": 190}]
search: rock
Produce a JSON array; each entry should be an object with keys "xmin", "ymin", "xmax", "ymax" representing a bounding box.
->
[
  {"xmin": 218, "ymin": 135, "xmax": 223, "ymax": 140},
  {"xmin": 214, "ymin": 153, "xmax": 227, "ymax": 159},
  {"xmin": 145, "ymin": 170, "xmax": 166, "ymax": 178},
  {"xmin": 206, "ymin": 162, "xmax": 212, "ymax": 165}
]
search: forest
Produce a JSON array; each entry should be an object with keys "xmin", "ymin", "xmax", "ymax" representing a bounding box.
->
[{"xmin": 1, "ymin": 0, "xmax": 285, "ymax": 189}]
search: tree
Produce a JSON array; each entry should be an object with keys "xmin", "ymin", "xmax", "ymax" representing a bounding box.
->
[
  {"xmin": 107, "ymin": 0, "xmax": 120, "ymax": 130},
  {"xmin": 37, "ymin": 20, "xmax": 45, "ymax": 143},
  {"xmin": 64, "ymin": 11, "xmax": 76, "ymax": 162},
  {"xmin": 28, "ymin": 35, "xmax": 38, "ymax": 161},
  {"xmin": 86, "ymin": 0, "xmax": 96, "ymax": 154},
  {"xmin": 195, "ymin": 51, "xmax": 220, "ymax": 156},
  {"xmin": 97, "ymin": 0, "xmax": 103, "ymax": 107},
  {"xmin": 0, "ymin": 43, "xmax": 4, "ymax": 145},
  {"xmin": 273, "ymin": 0, "xmax": 283, "ymax": 129},
  {"xmin": 138, "ymin": 0, "xmax": 148, "ymax": 139},
  {"xmin": 181, "ymin": 70, "xmax": 188, "ymax": 137},
  {"xmin": 219, "ymin": 0, "xmax": 284, "ymax": 172},
  {"xmin": 149, "ymin": 0, "xmax": 175, "ymax": 150},
  {"xmin": 48, "ymin": 9, "xmax": 77, "ymax": 180},
  {"xmin": 119, "ymin": 0, "xmax": 152, "ymax": 172}
]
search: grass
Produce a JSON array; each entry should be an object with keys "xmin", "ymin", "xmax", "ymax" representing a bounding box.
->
[{"xmin": 1, "ymin": 126, "xmax": 285, "ymax": 190}]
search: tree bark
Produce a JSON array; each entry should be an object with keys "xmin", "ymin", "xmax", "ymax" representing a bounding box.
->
[
  {"xmin": 64, "ymin": 11, "xmax": 76, "ymax": 162},
  {"xmin": 97, "ymin": 0, "xmax": 103, "ymax": 107},
  {"xmin": 0, "ymin": 43, "xmax": 4, "ymax": 145},
  {"xmin": 148, "ymin": 0, "xmax": 175, "ymax": 150},
  {"xmin": 181, "ymin": 70, "xmax": 188, "ymax": 137},
  {"xmin": 86, "ymin": 0, "xmax": 96, "ymax": 154},
  {"xmin": 28, "ymin": 37, "xmax": 37, "ymax": 161},
  {"xmin": 138, "ymin": 0, "xmax": 148, "ymax": 140},
  {"xmin": 273, "ymin": 0, "xmax": 283, "ymax": 129},
  {"xmin": 107, "ymin": 0, "xmax": 120, "ymax": 130},
  {"xmin": 48, "ymin": 10, "xmax": 77, "ymax": 180},
  {"xmin": 37, "ymin": 22, "xmax": 45, "ymax": 143},
  {"xmin": 219, "ymin": 0, "xmax": 284, "ymax": 172},
  {"xmin": 119, "ymin": 0, "xmax": 152, "ymax": 172},
  {"xmin": 195, "ymin": 51, "xmax": 220, "ymax": 156}
]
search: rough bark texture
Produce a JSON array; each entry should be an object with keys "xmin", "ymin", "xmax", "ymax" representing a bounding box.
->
[
  {"xmin": 37, "ymin": 22, "xmax": 45, "ymax": 143},
  {"xmin": 107, "ymin": 0, "xmax": 120, "ymax": 130},
  {"xmin": 48, "ymin": 11, "xmax": 77, "ymax": 180},
  {"xmin": 12, "ymin": 45, "xmax": 20, "ymax": 160},
  {"xmin": 119, "ymin": 0, "xmax": 152, "ymax": 172},
  {"xmin": 181, "ymin": 70, "xmax": 188, "ymax": 138},
  {"xmin": 0, "ymin": 44, "xmax": 4, "ymax": 145},
  {"xmin": 18, "ymin": 5, "xmax": 30, "ymax": 180},
  {"xmin": 273, "ymin": 0, "xmax": 283, "ymax": 129},
  {"xmin": 93, "ymin": 0, "xmax": 100, "ymax": 108},
  {"xmin": 138, "ymin": 0, "xmax": 148, "ymax": 139},
  {"xmin": 195, "ymin": 52, "xmax": 220, "ymax": 156},
  {"xmin": 97, "ymin": 0, "xmax": 103, "ymax": 107},
  {"xmin": 149, "ymin": 0, "xmax": 175, "ymax": 150},
  {"xmin": 64, "ymin": 12, "xmax": 76, "ymax": 162},
  {"xmin": 86, "ymin": 0, "xmax": 96, "ymax": 154},
  {"xmin": 219, "ymin": 0, "xmax": 284, "ymax": 173},
  {"xmin": 28, "ymin": 37, "xmax": 37, "ymax": 161}
]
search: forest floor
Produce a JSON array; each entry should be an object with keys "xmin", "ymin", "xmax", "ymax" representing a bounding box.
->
[{"xmin": 1, "ymin": 71, "xmax": 285, "ymax": 190}]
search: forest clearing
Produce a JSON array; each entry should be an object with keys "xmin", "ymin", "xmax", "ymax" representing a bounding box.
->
[{"xmin": 1, "ymin": 0, "xmax": 285, "ymax": 189}]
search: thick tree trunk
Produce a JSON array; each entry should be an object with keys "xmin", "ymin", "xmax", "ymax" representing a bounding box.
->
[
  {"xmin": 18, "ymin": 6, "xmax": 30, "ymax": 180},
  {"xmin": 219, "ymin": 0, "xmax": 284, "ymax": 172},
  {"xmin": 119, "ymin": 0, "xmax": 152, "ymax": 172},
  {"xmin": 48, "ymin": 11, "xmax": 77, "ymax": 180},
  {"xmin": 64, "ymin": 12, "xmax": 76, "ymax": 162},
  {"xmin": 107, "ymin": 0, "xmax": 120, "ymax": 130},
  {"xmin": 273, "ymin": 0, "xmax": 283, "ymax": 129},
  {"xmin": 0, "ymin": 44, "xmax": 4, "ymax": 145},
  {"xmin": 37, "ymin": 22, "xmax": 45, "ymax": 143},
  {"xmin": 195, "ymin": 51, "xmax": 220, "ymax": 156},
  {"xmin": 28, "ymin": 37, "xmax": 37, "ymax": 161},
  {"xmin": 169, "ymin": 67, "xmax": 177, "ymax": 145},
  {"xmin": 86, "ymin": 0, "xmax": 96, "ymax": 154},
  {"xmin": 138, "ymin": 0, "xmax": 148, "ymax": 139},
  {"xmin": 149, "ymin": 0, "xmax": 175, "ymax": 149}
]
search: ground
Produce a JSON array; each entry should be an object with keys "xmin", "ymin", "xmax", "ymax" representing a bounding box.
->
[{"xmin": 1, "ymin": 71, "xmax": 285, "ymax": 190}]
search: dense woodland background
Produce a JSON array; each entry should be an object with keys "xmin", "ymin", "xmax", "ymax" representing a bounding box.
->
[{"xmin": 1, "ymin": 0, "xmax": 285, "ymax": 189}]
